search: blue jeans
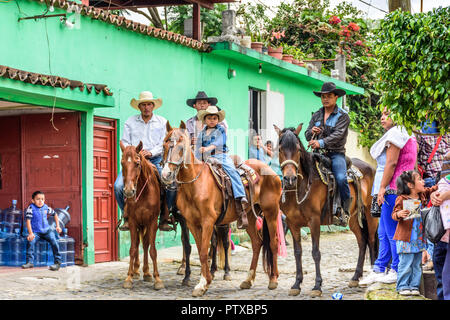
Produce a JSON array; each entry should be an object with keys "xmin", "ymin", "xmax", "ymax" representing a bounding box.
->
[
  {"xmin": 212, "ymin": 154, "xmax": 246, "ymax": 199},
  {"xmin": 433, "ymin": 241, "xmax": 447, "ymax": 300},
  {"xmin": 26, "ymin": 229, "xmax": 61, "ymax": 264},
  {"xmin": 443, "ymin": 240, "xmax": 450, "ymax": 300},
  {"xmin": 327, "ymin": 152, "xmax": 350, "ymax": 202},
  {"xmin": 397, "ymin": 252, "xmax": 423, "ymax": 291},
  {"xmin": 114, "ymin": 155, "xmax": 163, "ymax": 212},
  {"xmin": 374, "ymin": 194, "xmax": 399, "ymax": 273}
]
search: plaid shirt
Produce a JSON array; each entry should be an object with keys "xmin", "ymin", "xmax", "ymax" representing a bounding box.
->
[{"xmin": 416, "ymin": 133, "xmax": 450, "ymax": 179}]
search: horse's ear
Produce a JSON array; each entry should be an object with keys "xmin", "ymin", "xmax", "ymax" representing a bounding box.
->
[
  {"xmin": 136, "ymin": 141, "xmax": 143, "ymax": 153},
  {"xmin": 273, "ymin": 124, "xmax": 282, "ymax": 136},
  {"xmin": 166, "ymin": 121, "xmax": 172, "ymax": 132},
  {"xmin": 294, "ymin": 123, "xmax": 303, "ymax": 136},
  {"xmin": 119, "ymin": 140, "xmax": 126, "ymax": 152},
  {"xmin": 180, "ymin": 120, "xmax": 186, "ymax": 129}
]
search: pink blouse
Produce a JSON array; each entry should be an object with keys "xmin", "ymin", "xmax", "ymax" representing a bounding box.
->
[{"xmin": 389, "ymin": 137, "xmax": 418, "ymax": 190}]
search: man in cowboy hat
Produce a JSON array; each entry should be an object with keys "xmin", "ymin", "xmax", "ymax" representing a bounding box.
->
[
  {"xmin": 305, "ymin": 82, "xmax": 352, "ymax": 226},
  {"xmin": 114, "ymin": 91, "xmax": 174, "ymax": 232},
  {"xmin": 186, "ymin": 91, "xmax": 228, "ymax": 146}
]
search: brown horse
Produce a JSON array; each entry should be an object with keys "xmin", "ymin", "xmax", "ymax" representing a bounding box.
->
[
  {"xmin": 160, "ymin": 121, "xmax": 282, "ymax": 297},
  {"xmin": 119, "ymin": 140, "xmax": 164, "ymax": 290},
  {"xmin": 274, "ymin": 124, "xmax": 379, "ymax": 297}
]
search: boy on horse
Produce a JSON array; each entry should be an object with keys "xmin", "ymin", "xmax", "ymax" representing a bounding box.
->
[
  {"xmin": 114, "ymin": 91, "xmax": 175, "ymax": 232},
  {"xmin": 305, "ymin": 82, "xmax": 352, "ymax": 227},
  {"xmin": 195, "ymin": 105, "xmax": 249, "ymax": 229},
  {"xmin": 186, "ymin": 91, "xmax": 228, "ymax": 146}
]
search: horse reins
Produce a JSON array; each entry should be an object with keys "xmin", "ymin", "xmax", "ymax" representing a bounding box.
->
[
  {"xmin": 164, "ymin": 136, "xmax": 206, "ymax": 185},
  {"xmin": 280, "ymin": 156, "xmax": 311, "ymax": 205}
]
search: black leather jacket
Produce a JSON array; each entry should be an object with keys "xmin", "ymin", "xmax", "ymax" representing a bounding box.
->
[{"xmin": 305, "ymin": 105, "xmax": 350, "ymax": 154}]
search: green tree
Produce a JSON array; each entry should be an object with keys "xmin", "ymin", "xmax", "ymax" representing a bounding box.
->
[
  {"xmin": 167, "ymin": 4, "xmax": 226, "ymax": 41},
  {"xmin": 374, "ymin": 7, "xmax": 450, "ymax": 133},
  {"xmin": 238, "ymin": 0, "xmax": 382, "ymax": 147}
]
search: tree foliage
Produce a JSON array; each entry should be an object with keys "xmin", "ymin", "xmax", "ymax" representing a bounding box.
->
[
  {"xmin": 167, "ymin": 4, "xmax": 226, "ymax": 40},
  {"xmin": 374, "ymin": 7, "xmax": 450, "ymax": 133},
  {"xmin": 237, "ymin": 0, "xmax": 383, "ymax": 147}
]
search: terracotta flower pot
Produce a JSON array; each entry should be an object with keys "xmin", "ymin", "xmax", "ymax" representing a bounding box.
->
[
  {"xmin": 268, "ymin": 46, "xmax": 283, "ymax": 59},
  {"xmin": 292, "ymin": 59, "xmax": 300, "ymax": 65},
  {"xmin": 282, "ymin": 54, "xmax": 293, "ymax": 63},
  {"xmin": 251, "ymin": 42, "xmax": 264, "ymax": 53}
]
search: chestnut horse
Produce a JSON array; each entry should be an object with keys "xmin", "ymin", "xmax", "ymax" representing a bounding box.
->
[
  {"xmin": 119, "ymin": 140, "xmax": 164, "ymax": 290},
  {"xmin": 274, "ymin": 124, "xmax": 379, "ymax": 297},
  {"xmin": 161, "ymin": 121, "xmax": 282, "ymax": 297}
]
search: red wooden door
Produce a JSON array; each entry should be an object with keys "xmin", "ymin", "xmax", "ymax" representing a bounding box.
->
[
  {"xmin": 0, "ymin": 116, "xmax": 22, "ymax": 209},
  {"xmin": 22, "ymin": 113, "xmax": 83, "ymax": 262},
  {"xmin": 93, "ymin": 118, "xmax": 117, "ymax": 262}
]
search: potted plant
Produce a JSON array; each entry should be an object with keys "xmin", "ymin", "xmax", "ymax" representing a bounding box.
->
[
  {"xmin": 267, "ymin": 30, "xmax": 285, "ymax": 59},
  {"xmin": 250, "ymin": 34, "xmax": 264, "ymax": 53}
]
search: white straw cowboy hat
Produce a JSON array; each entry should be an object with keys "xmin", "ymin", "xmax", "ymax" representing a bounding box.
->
[
  {"xmin": 197, "ymin": 105, "xmax": 225, "ymax": 123},
  {"xmin": 130, "ymin": 91, "xmax": 163, "ymax": 110}
]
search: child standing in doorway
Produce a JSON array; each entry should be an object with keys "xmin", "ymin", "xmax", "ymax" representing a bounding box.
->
[{"xmin": 22, "ymin": 190, "xmax": 62, "ymax": 271}]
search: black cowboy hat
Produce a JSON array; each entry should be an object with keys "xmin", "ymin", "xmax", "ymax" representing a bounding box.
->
[
  {"xmin": 313, "ymin": 82, "xmax": 346, "ymax": 98},
  {"xmin": 186, "ymin": 91, "xmax": 218, "ymax": 107}
]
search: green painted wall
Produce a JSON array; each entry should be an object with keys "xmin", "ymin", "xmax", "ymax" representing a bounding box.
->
[{"xmin": 0, "ymin": 1, "xmax": 363, "ymax": 264}]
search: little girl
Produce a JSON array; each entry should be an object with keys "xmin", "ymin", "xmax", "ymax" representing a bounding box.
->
[
  {"xmin": 195, "ymin": 105, "xmax": 249, "ymax": 229},
  {"xmin": 392, "ymin": 170, "xmax": 437, "ymax": 296}
]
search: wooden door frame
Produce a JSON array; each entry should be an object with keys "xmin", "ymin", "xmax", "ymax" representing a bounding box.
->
[{"xmin": 93, "ymin": 116, "xmax": 118, "ymax": 261}]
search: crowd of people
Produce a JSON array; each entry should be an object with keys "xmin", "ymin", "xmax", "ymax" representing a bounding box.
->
[
  {"xmin": 359, "ymin": 112, "xmax": 449, "ymax": 300},
  {"xmin": 113, "ymin": 82, "xmax": 449, "ymax": 300}
]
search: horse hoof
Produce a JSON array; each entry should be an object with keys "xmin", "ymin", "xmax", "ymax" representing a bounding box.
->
[
  {"xmin": 289, "ymin": 288, "xmax": 301, "ymax": 296},
  {"xmin": 123, "ymin": 281, "xmax": 133, "ymax": 289},
  {"xmin": 154, "ymin": 281, "xmax": 165, "ymax": 290},
  {"xmin": 192, "ymin": 288, "xmax": 206, "ymax": 297},
  {"xmin": 132, "ymin": 273, "xmax": 140, "ymax": 279},
  {"xmin": 348, "ymin": 280, "xmax": 359, "ymax": 288},
  {"xmin": 223, "ymin": 274, "xmax": 232, "ymax": 281},
  {"xmin": 268, "ymin": 281, "xmax": 278, "ymax": 290},
  {"xmin": 240, "ymin": 281, "xmax": 252, "ymax": 290},
  {"xmin": 177, "ymin": 267, "xmax": 185, "ymax": 276},
  {"xmin": 143, "ymin": 275, "xmax": 153, "ymax": 282},
  {"xmin": 182, "ymin": 279, "xmax": 191, "ymax": 287},
  {"xmin": 310, "ymin": 290, "xmax": 322, "ymax": 298}
]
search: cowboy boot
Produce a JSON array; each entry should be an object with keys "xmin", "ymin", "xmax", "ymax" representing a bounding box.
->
[
  {"xmin": 333, "ymin": 197, "xmax": 352, "ymax": 227},
  {"xmin": 119, "ymin": 216, "xmax": 130, "ymax": 231},
  {"xmin": 158, "ymin": 201, "xmax": 174, "ymax": 232},
  {"xmin": 236, "ymin": 197, "xmax": 249, "ymax": 229}
]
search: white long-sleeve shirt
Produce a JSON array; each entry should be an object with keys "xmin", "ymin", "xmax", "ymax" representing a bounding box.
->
[{"xmin": 121, "ymin": 114, "xmax": 167, "ymax": 157}]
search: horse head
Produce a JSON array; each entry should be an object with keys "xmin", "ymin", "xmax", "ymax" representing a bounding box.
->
[
  {"xmin": 161, "ymin": 120, "xmax": 191, "ymax": 185},
  {"xmin": 120, "ymin": 140, "xmax": 144, "ymax": 199},
  {"xmin": 274, "ymin": 123, "xmax": 308, "ymax": 188}
]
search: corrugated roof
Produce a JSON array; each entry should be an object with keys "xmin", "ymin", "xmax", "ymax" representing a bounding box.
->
[
  {"xmin": 33, "ymin": 0, "xmax": 211, "ymax": 52},
  {"xmin": 0, "ymin": 65, "xmax": 113, "ymax": 96}
]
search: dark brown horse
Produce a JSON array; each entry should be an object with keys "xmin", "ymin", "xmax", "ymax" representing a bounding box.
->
[
  {"xmin": 274, "ymin": 124, "xmax": 379, "ymax": 297},
  {"xmin": 161, "ymin": 121, "xmax": 282, "ymax": 297},
  {"xmin": 119, "ymin": 140, "xmax": 165, "ymax": 290}
]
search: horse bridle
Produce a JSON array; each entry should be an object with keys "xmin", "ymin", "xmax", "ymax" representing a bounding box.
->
[
  {"xmin": 163, "ymin": 136, "xmax": 206, "ymax": 185},
  {"xmin": 279, "ymin": 144, "xmax": 311, "ymax": 205},
  {"xmin": 123, "ymin": 153, "xmax": 150, "ymax": 202}
]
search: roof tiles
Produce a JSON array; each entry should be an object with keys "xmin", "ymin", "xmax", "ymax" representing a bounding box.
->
[
  {"xmin": 34, "ymin": 0, "xmax": 212, "ymax": 52},
  {"xmin": 0, "ymin": 65, "xmax": 113, "ymax": 96}
]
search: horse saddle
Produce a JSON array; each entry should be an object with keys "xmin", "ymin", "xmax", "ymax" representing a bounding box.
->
[
  {"xmin": 314, "ymin": 154, "xmax": 364, "ymax": 227},
  {"xmin": 206, "ymin": 157, "xmax": 259, "ymax": 200}
]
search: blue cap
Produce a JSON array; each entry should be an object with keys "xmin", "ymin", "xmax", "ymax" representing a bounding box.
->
[{"xmin": 12, "ymin": 200, "xmax": 17, "ymax": 205}]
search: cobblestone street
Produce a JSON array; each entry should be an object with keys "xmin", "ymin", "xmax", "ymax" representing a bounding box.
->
[{"xmin": 0, "ymin": 231, "xmax": 370, "ymax": 300}]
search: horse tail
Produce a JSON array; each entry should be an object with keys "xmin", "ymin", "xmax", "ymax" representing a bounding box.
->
[
  {"xmin": 216, "ymin": 225, "xmax": 229, "ymax": 270},
  {"xmin": 139, "ymin": 226, "xmax": 147, "ymax": 245},
  {"xmin": 217, "ymin": 231, "xmax": 225, "ymax": 270},
  {"xmin": 262, "ymin": 217, "xmax": 274, "ymax": 276}
]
